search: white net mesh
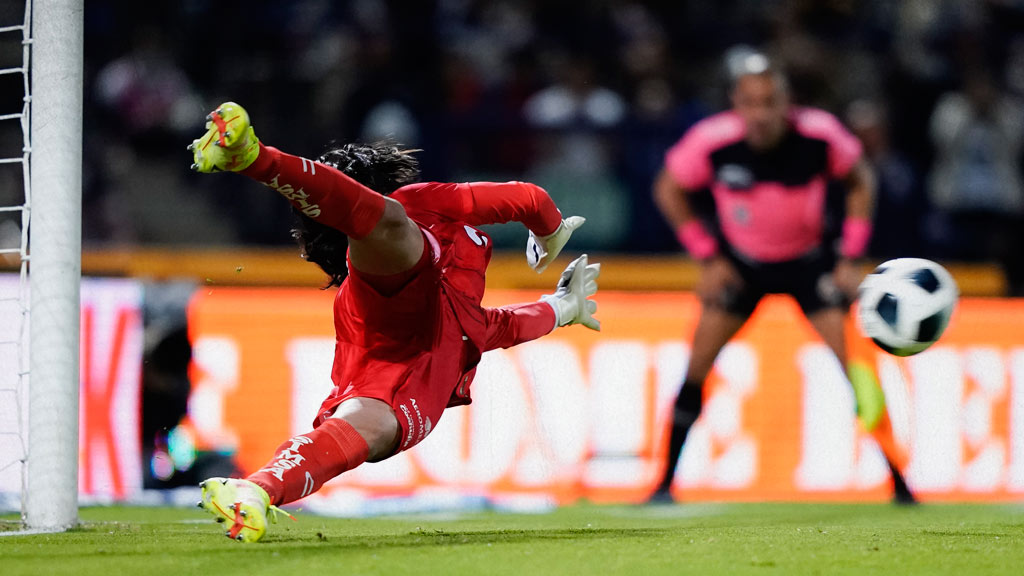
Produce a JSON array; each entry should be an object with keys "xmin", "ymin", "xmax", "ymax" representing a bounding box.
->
[{"xmin": 0, "ymin": 0, "xmax": 31, "ymax": 516}]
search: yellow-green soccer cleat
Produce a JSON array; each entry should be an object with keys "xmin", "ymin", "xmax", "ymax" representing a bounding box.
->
[
  {"xmin": 197, "ymin": 477, "xmax": 293, "ymax": 543},
  {"xmin": 187, "ymin": 102, "xmax": 261, "ymax": 173}
]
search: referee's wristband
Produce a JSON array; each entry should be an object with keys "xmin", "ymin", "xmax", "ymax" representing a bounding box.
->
[
  {"xmin": 675, "ymin": 221, "xmax": 718, "ymax": 261},
  {"xmin": 839, "ymin": 217, "xmax": 872, "ymax": 259}
]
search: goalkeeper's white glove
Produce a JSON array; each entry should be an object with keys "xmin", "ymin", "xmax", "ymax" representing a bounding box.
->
[
  {"xmin": 540, "ymin": 254, "xmax": 601, "ymax": 331},
  {"xmin": 526, "ymin": 215, "xmax": 586, "ymax": 273}
]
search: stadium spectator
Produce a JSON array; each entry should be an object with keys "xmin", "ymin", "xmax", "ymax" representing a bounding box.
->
[
  {"xmin": 523, "ymin": 52, "xmax": 631, "ymax": 250},
  {"xmin": 927, "ymin": 69, "xmax": 1024, "ymax": 294},
  {"xmin": 846, "ymin": 99, "xmax": 925, "ymax": 259},
  {"xmin": 523, "ymin": 55, "xmax": 626, "ymax": 130}
]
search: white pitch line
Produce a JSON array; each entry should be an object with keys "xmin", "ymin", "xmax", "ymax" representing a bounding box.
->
[{"xmin": 0, "ymin": 527, "xmax": 67, "ymax": 537}]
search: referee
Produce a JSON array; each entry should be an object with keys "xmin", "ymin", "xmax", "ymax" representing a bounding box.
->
[{"xmin": 651, "ymin": 52, "xmax": 914, "ymax": 504}]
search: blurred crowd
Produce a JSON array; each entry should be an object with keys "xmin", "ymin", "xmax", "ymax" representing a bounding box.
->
[{"xmin": 2, "ymin": 0, "xmax": 1024, "ymax": 291}]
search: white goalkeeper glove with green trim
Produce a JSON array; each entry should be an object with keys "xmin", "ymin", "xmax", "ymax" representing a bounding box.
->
[
  {"xmin": 541, "ymin": 254, "xmax": 601, "ymax": 331},
  {"xmin": 526, "ymin": 215, "xmax": 586, "ymax": 273}
]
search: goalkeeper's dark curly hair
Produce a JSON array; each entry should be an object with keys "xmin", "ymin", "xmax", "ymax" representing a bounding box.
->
[{"xmin": 291, "ymin": 142, "xmax": 421, "ymax": 288}]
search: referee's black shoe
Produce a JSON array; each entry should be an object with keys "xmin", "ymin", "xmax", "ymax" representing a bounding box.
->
[
  {"xmin": 890, "ymin": 462, "xmax": 918, "ymax": 505},
  {"xmin": 647, "ymin": 486, "xmax": 676, "ymax": 505}
]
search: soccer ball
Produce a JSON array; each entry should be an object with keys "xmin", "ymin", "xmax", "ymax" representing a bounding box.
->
[{"xmin": 856, "ymin": 258, "xmax": 959, "ymax": 357}]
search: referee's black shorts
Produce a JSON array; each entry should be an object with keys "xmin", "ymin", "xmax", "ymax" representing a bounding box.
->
[{"xmin": 719, "ymin": 247, "xmax": 846, "ymax": 318}]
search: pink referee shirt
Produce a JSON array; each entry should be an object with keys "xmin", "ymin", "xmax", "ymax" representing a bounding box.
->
[{"xmin": 665, "ymin": 108, "xmax": 863, "ymax": 262}]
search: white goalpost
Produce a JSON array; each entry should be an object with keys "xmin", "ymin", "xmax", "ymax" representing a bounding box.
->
[
  {"xmin": 27, "ymin": 0, "xmax": 83, "ymax": 531},
  {"xmin": 0, "ymin": 0, "xmax": 82, "ymax": 531}
]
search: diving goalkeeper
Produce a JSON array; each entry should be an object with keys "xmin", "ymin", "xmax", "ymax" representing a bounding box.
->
[{"xmin": 188, "ymin": 102, "xmax": 599, "ymax": 542}]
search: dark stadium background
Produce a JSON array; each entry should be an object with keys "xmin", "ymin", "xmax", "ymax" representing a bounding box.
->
[{"xmin": 69, "ymin": 0, "xmax": 1024, "ymax": 293}]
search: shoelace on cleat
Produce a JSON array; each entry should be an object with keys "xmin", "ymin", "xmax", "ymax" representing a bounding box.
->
[{"xmin": 268, "ymin": 504, "xmax": 296, "ymax": 524}]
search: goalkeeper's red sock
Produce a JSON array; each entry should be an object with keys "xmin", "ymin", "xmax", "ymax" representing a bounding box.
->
[
  {"xmin": 246, "ymin": 418, "xmax": 369, "ymax": 506},
  {"xmin": 241, "ymin": 143, "xmax": 386, "ymax": 239}
]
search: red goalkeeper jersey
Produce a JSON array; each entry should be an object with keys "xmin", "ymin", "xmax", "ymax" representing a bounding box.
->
[
  {"xmin": 331, "ymin": 179, "xmax": 561, "ymax": 400},
  {"xmin": 242, "ymin": 146, "xmax": 561, "ymax": 451}
]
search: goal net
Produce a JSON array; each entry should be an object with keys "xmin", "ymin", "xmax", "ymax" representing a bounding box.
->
[
  {"xmin": 0, "ymin": 0, "xmax": 83, "ymax": 531},
  {"xmin": 0, "ymin": 0, "xmax": 34, "ymax": 520}
]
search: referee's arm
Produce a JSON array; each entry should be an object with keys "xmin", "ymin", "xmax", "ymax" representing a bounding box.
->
[
  {"xmin": 653, "ymin": 168, "xmax": 698, "ymax": 230},
  {"xmin": 843, "ymin": 158, "xmax": 876, "ymax": 227},
  {"xmin": 653, "ymin": 169, "xmax": 719, "ymax": 262},
  {"xmin": 835, "ymin": 158, "xmax": 877, "ymax": 296}
]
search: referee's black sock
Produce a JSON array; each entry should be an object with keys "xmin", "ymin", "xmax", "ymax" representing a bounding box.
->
[
  {"xmin": 655, "ymin": 380, "xmax": 704, "ymax": 494},
  {"xmin": 888, "ymin": 460, "xmax": 917, "ymax": 505}
]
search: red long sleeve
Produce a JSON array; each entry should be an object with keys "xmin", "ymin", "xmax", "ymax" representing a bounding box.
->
[
  {"xmin": 483, "ymin": 302, "xmax": 556, "ymax": 352},
  {"xmin": 464, "ymin": 182, "xmax": 562, "ymax": 236},
  {"xmin": 393, "ymin": 181, "xmax": 562, "ymax": 236},
  {"xmin": 241, "ymin": 144, "xmax": 385, "ymax": 239}
]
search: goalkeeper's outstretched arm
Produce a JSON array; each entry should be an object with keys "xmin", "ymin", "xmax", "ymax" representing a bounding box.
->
[
  {"xmin": 396, "ymin": 180, "xmax": 587, "ymax": 273},
  {"xmin": 483, "ymin": 253, "xmax": 601, "ymax": 353}
]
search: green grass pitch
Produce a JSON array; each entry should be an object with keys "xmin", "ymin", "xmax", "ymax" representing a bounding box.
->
[{"xmin": 2, "ymin": 503, "xmax": 1022, "ymax": 575}]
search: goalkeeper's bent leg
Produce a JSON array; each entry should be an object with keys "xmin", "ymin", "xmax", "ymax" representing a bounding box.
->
[
  {"xmin": 242, "ymin": 143, "xmax": 425, "ymax": 276},
  {"xmin": 241, "ymin": 143, "xmax": 387, "ymax": 241}
]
